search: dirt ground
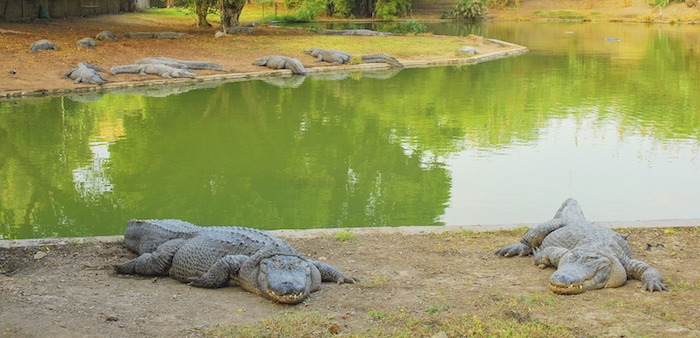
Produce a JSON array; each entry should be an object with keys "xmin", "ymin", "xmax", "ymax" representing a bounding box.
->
[
  {"xmin": 2, "ymin": 0, "xmax": 698, "ymax": 97},
  {"xmin": 1, "ymin": 225, "xmax": 699, "ymax": 337},
  {"xmin": 2, "ymin": 4, "xmax": 700, "ymax": 338},
  {"xmin": 0, "ymin": 13, "xmax": 514, "ymax": 98}
]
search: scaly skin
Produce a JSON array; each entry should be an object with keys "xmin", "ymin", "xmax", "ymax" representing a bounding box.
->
[
  {"xmin": 134, "ymin": 57, "xmax": 229, "ymax": 72},
  {"xmin": 110, "ymin": 64, "xmax": 197, "ymax": 78},
  {"xmin": 303, "ymin": 48, "xmax": 403, "ymax": 68},
  {"xmin": 62, "ymin": 63, "xmax": 108, "ymax": 84},
  {"xmin": 496, "ymin": 198, "xmax": 668, "ymax": 294},
  {"xmin": 115, "ymin": 219, "xmax": 356, "ymax": 304},
  {"xmin": 253, "ymin": 56, "xmax": 306, "ymax": 75}
]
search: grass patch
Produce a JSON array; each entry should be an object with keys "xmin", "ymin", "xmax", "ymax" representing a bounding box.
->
[
  {"xmin": 332, "ymin": 228, "xmax": 356, "ymax": 241},
  {"xmin": 533, "ymin": 10, "xmax": 587, "ymax": 20},
  {"xmin": 206, "ymin": 308, "xmax": 576, "ymax": 337}
]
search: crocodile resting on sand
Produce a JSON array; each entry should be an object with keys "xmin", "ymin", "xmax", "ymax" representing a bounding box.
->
[
  {"xmin": 496, "ymin": 198, "xmax": 668, "ymax": 294},
  {"xmin": 62, "ymin": 63, "xmax": 108, "ymax": 84},
  {"xmin": 303, "ymin": 48, "xmax": 403, "ymax": 68},
  {"xmin": 134, "ymin": 57, "xmax": 229, "ymax": 72},
  {"xmin": 115, "ymin": 219, "xmax": 356, "ymax": 304},
  {"xmin": 110, "ymin": 64, "xmax": 197, "ymax": 79},
  {"xmin": 253, "ymin": 55, "xmax": 306, "ymax": 75}
]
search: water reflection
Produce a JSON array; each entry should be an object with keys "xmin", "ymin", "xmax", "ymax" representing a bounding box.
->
[{"xmin": 1, "ymin": 22, "xmax": 699, "ymax": 239}]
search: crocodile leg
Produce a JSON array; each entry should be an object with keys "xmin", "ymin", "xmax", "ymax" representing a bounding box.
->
[
  {"xmin": 114, "ymin": 238, "xmax": 186, "ymax": 275},
  {"xmin": 312, "ymin": 261, "xmax": 357, "ymax": 284},
  {"xmin": 496, "ymin": 218, "xmax": 567, "ymax": 257},
  {"xmin": 187, "ymin": 255, "xmax": 249, "ymax": 288},
  {"xmin": 626, "ymin": 259, "xmax": 668, "ymax": 292},
  {"xmin": 533, "ymin": 246, "xmax": 570, "ymax": 267}
]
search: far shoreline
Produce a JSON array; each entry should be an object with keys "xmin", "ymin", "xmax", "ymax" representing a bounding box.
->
[{"xmin": 0, "ymin": 39, "xmax": 528, "ymax": 99}]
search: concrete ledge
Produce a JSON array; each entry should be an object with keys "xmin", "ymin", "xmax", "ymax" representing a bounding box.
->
[{"xmin": 2, "ymin": 218, "xmax": 699, "ymax": 248}]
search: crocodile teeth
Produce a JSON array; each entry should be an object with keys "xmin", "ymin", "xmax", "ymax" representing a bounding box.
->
[
  {"xmin": 549, "ymin": 283, "xmax": 584, "ymax": 294},
  {"xmin": 267, "ymin": 290, "xmax": 306, "ymax": 303}
]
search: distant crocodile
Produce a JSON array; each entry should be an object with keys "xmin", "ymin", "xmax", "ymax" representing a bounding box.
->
[
  {"xmin": 62, "ymin": 63, "xmax": 108, "ymax": 84},
  {"xmin": 496, "ymin": 198, "xmax": 668, "ymax": 294},
  {"xmin": 76, "ymin": 37, "xmax": 97, "ymax": 49},
  {"xmin": 110, "ymin": 64, "xmax": 197, "ymax": 78},
  {"xmin": 95, "ymin": 30, "xmax": 117, "ymax": 41},
  {"xmin": 253, "ymin": 55, "xmax": 306, "ymax": 75},
  {"xmin": 134, "ymin": 57, "xmax": 229, "ymax": 72},
  {"xmin": 303, "ymin": 48, "xmax": 403, "ymax": 68},
  {"xmin": 115, "ymin": 219, "xmax": 356, "ymax": 304},
  {"xmin": 30, "ymin": 39, "xmax": 58, "ymax": 53},
  {"xmin": 123, "ymin": 32, "xmax": 193, "ymax": 39}
]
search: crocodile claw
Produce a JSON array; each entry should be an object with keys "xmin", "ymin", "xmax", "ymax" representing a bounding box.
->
[
  {"xmin": 641, "ymin": 271, "xmax": 669, "ymax": 292},
  {"xmin": 495, "ymin": 242, "xmax": 532, "ymax": 257}
]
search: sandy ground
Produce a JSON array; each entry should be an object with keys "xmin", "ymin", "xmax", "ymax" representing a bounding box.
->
[
  {"xmin": 1, "ymin": 224, "xmax": 700, "ymax": 337},
  {"xmin": 0, "ymin": 14, "xmax": 516, "ymax": 98}
]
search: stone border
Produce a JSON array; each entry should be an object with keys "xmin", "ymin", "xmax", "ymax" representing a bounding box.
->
[
  {"xmin": 0, "ymin": 39, "xmax": 528, "ymax": 99},
  {"xmin": 2, "ymin": 218, "xmax": 699, "ymax": 248}
]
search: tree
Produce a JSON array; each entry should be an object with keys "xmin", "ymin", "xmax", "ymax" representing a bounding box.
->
[{"xmin": 219, "ymin": 0, "xmax": 247, "ymax": 29}]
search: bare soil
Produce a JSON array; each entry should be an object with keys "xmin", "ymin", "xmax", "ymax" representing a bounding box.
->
[
  {"xmin": 1, "ymin": 226, "xmax": 699, "ymax": 337},
  {"xmin": 0, "ymin": 14, "xmax": 510, "ymax": 97},
  {"xmin": 2, "ymin": 5, "xmax": 700, "ymax": 338}
]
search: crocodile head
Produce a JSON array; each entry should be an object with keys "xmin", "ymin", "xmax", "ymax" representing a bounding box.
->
[
  {"xmin": 548, "ymin": 249, "xmax": 627, "ymax": 294},
  {"xmin": 239, "ymin": 250, "xmax": 321, "ymax": 304}
]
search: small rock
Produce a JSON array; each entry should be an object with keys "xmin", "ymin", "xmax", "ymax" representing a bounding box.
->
[
  {"xmin": 34, "ymin": 251, "xmax": 48, "ymax": 260},
  {"xmin": 432, "ymin": 331, "xmax": 448, "ymax": 338}
]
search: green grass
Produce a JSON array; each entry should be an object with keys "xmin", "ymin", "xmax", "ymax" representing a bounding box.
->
[
  {"xmin": 533, "ymin": 10, "xmax": 587, "ymax": 20},
  {"xmin": 206, "ymin": 308, "xmax": 576, "ymax": 337}
]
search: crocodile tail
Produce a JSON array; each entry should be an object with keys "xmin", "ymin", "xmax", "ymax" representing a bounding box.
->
[
  {"xmin": 287, "ymin": 58, "xmax": 307, "ymax": 75},
  {"xmin": 110, "ymin": 64, "xmax": 141, "ymax": 75},
  {"xmin": 360, "ymin": 53, "xmax": 403, "ymax": 68}
]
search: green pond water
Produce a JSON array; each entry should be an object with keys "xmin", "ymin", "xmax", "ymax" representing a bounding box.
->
[{"xmin": 1, "ymin": 22, "xmax": 699, "ymax": 240}]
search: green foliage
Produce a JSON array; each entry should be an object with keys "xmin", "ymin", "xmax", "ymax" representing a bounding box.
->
[
  {"xmin": 269, "ymin": 0, "xmax": 326, "ymax": 20},
  {"xmin": 330, "ymin": 0, "xmax": 355, "ymax": 18},
  {"xmin": 489, "ymin": 0, "xmax": 519, "ymax": 9},
  {"xmin": 442, "ymin": 0, "xmax": 489, "ymax": 20},
  {"xmin": 374, "ymin": 0, "xmax": 412, "ymax": 20},
  {"xmin": 332, "ymin": 228, "xmax": 356, "ymax": 241},
  {"xmin": 396, "ymin": 20, "xmax": 428, "ymax": 34}
]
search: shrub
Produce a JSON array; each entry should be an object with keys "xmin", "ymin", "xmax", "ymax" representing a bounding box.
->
[{"xmin": 442, "ymin": 0, "xmax": 488, "ymax": 19}]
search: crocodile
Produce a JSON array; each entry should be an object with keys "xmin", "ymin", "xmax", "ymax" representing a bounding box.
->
[
  {"xmin": 134, "ymin": 57, "xmax": 229, "ymax": 72},
  {"xmin": 62, "ymin": 63, "xmax": 108, "ymax": 84},
  {"xmin": 76, "ymin": 37, "xmax": 97, "ymax": 49},
  {"xmin": 496, "ymin": 198, "xmax": 668, "ymax": 294},
  {"xmin": 95, "ymin": 30, "xmax": 117, "ymax": 41},
  {"xmin": 115, "ymin": 219, "xmax": 356, "ymax": 304},
  {"xmin": 253, "ymin": 55, "xmax": 306, "ymax": 75},
  {"xmin": 303, "ymin": 48, "xmax": 403, "ymax": 68},
  {"xmin": 110, "ymin": 64, "xmax": 197, "ymax": 78},
  {"xmin": 30, "ymin": 39, "xmax": 58, "ymax": 53}
]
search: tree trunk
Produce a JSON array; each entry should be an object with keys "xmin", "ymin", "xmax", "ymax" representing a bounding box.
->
[
  {"xmin": 195, "ymin": 1, "xmax": 211, "ymax": 27},
  {"xmin": 219, "ymin": 0, "xmax": 246, "ymax": 28}
]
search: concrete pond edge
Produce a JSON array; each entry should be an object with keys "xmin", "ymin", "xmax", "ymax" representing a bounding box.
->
[
  {"xmin": 2, "ymin": 218, "xmax": 700, "ymax": 248},
  {"xmin": 0, "ymin": 39, "xmax": 529, "ymax": 99}
]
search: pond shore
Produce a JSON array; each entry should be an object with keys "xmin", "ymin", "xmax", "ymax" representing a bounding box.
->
[{"xmin": 3, "ymin": 217, "xmax": 700, "ymax": 247}]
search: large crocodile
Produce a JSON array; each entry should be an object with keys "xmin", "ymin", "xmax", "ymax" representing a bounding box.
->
[
  {"xmin": 253, "ymin": 55, "xmax": 306, "ymax": 75},
  {"xmin": 496, "ymin": 198, "xmax": 668, "ymax": 294},
  {"xmin": 62, "ymin": 63, "xmax": 108, "ymax": 84},
  {"xmin": 134, "ymin": 57, "xmax": 229, "ymax": 72},
  {"xmin": 115, "ymin": 219, "xmax": 356, "ymax": 304},
  {"xmin": 303, "ymin": 48, "xmax": 403, "ymax": 68},
  {"xmin": 110, "ymin": 64, "xmax": 197, "ymax": 78}
]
